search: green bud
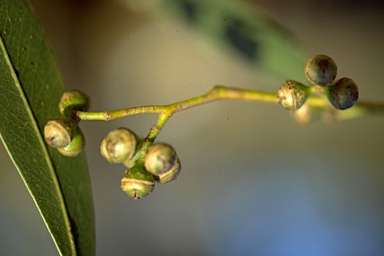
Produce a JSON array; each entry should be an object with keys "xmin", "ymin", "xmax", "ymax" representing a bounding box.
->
[
  {"xmin": 121, "ymin": 163, "xmax": 155, "ymax": 200},
  {"xmin": 305, "ymin": 54, "xmax": 337, "ymax": 86},
  {"xmin": 59, "ymin": 90, "xmax": 91, "ymax": 118},
  {"xmin": 144, "ymin": 143, "xmax": 181, "ymax": 184},
  {"xmin": 57, "ymin": 127, "xmax": 85, "ymax": 157},
  {"xmin": 44, "ymin": 119, "xmax": 75, "ymax": 148},
  {"xmin": 326, "ymin": 77, "xmax": 359, "ymax": 110},
  {"xmin": 277, "ymin": 80, "xmax": 310, "ymax": 112},
  {"xmin": 100, "ymin": 128, "xmax": 141, "ymax": 164},
  {"xmin": 154, "ymin": 156, "xmax": 181, "ymax": 184}
]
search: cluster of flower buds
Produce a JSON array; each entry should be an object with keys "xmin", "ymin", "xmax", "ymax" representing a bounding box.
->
[
  {"xmin": 277, "ymin": 54, "xmax": 359, "ymax": 112},
  {"xmin": 100, "ymin": 128, "xmax": 181, "ymax": 199},
  {"xmin": 44, "ymin": 90, "xmax": 181, "ymax": 200},
  {"xmin": 43, "ymin": 54, "xmax": 358, "ymax": 200},
  {"xmin": 44, "ymin": 90, "xmax": 90, "ymax": 156}
]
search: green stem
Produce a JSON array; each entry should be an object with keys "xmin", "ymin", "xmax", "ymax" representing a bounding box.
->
[
  {"xmin": 76, "ymin": 85, "xmax": 384, "ymax": 141},
  {"xmin": 336, "ymin": 101, "xmax": 384, "ymax": 121},
  {"xmin": 146, "ymin": 113, "xmax": 170, "ymax": 141},
  {"xmin": 76, "ymin": 85, "xmax": 277, "ymax": 121},
  {"xmin": 76, "ymin": 85, "xmax": 277, "ymax": 141}
]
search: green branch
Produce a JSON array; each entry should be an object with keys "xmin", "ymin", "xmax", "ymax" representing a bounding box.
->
[
  {"xmin": 75, "ymin": 85, "xmax": 384, "ymax": 143},
  {"xmin": 44, "ymin": 54, "xmax": 384, "ymax": 200},
  {"xmin": 76, "ymin": 85, "xmax": 276, "ymax": 140},
  {"xmin": 76, "ymin": 85, "xmax": 277, "ymax": 121}
]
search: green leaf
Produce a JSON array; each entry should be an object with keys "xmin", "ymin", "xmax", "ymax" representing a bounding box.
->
[{"xmin": 0, "ymin": 0, "xmax": 94, "ymax": 255}]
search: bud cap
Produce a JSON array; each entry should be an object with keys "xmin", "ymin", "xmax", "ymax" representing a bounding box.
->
[
  {"xmin": 305, "ymin": 54, "xmax": 337, "ymax": 86},
  {"xmin": 327, "ymin": 77, "xmax": 359, "ymax": 110},
  {"xmin": 44, "ymin": 119, "xmax": 75, "ymax": 148}
]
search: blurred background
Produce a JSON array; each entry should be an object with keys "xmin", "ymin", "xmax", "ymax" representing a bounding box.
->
[{"xmin": 1, "ymin": 0, "xmax": 384, "ymax": 255}]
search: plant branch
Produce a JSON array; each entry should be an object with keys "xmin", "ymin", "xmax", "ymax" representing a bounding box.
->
[
  {"xmin": 76, "ymin": 85, "xmax": 277, "ymax": 121},
  {"xmin": 76, "ymin": 85, "xmax": 384, "ymax": 141}
]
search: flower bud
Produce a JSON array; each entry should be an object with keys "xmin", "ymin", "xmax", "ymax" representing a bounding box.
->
[
  {"xmin": 277, "ymin": 80, "xmax": 310, "ymax": 112},
  {"xmin": 144, "ymin": 143, "xmax": 181, "ymax": 184},
  {"xmin": 59, "ymin": 90, "xmax": 91, "ymax": 118},
  {"xmin": 121, "ymin": 164, "xmax": 155, "ymax": 200},
  {"xmin": 154, "ymin": 156, "xmax": 181, "ymax": 184},
  {"xmin": 305, "ymin": 54, "xmax": 337, "ymax": 86},
  {"xmin": 100, "ymin": 128, "xmax": 141, "ymax": 164},
  {"xmin": 326, "ymin": 77, "xmax": 359, "ymax": 110},
  {"xmin": 44, "ymin": 119, "xmax": 75, "ymax": 148},
  {"xmin": 58, "ymin": 126, "xmax": 85, "ymax": 157}
]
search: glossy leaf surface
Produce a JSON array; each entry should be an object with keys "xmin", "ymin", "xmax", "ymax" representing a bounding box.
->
[{"xmin": 0, "ymin": 0, "xmax": 94, "ymax": 255}]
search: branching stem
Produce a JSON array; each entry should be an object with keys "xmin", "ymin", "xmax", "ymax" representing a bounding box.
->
[{"xmin": 76, "ymin": 85, "xmax": 384, "ymax": 142}]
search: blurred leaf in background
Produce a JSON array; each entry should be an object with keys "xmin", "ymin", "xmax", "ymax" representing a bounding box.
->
[{"xmin": 120, "ymin": 0, "xmax": 308, "ymax": 80}]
